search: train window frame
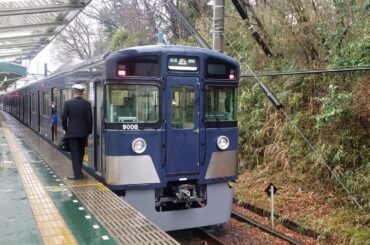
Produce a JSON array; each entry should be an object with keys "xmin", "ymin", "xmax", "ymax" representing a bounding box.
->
[
  {"xmin": 42, "ymin": 91, "xmax": 50, "ymax": 116},
  {"xmin": 205, "ymin": 57, "xmax": 237, "ymax": 80},
  {"xmin": 118, "ymin": 55, "xmax": 161, "ymax": 77},
  {"xmin": 171, "ymin": 86, "xmax": 195, "ymax": 129},
  {"xmin": 104, "ymin": 82, "xmax": 162, "ymax": 129},
  {"xmin": 204, "ymin": 85, "xmax": 237, "ymax": 128},
  {"xmin": 51, "ymin": 88, "xmax": 58, "ymax": 108},
  {"xmin": 60, "ymin": 89, "xmax": 67, "ymax": 114},
  {"xmin": 31, "ymin": 93, "xmax": 36, "ymax": 113}
]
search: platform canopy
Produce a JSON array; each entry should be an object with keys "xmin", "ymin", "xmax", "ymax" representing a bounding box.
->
[
  {"xmin": 0, "ymin": 0, "xmax": 92, "ymax": 62},
  {"xmin": 0, "ymin": 62, "xmax": 26, "ymax": 90}
]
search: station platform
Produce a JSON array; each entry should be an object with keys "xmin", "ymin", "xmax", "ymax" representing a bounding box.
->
[{"xmin": 0, "ymin": 111, "xmax": 179, "ymax": 245}]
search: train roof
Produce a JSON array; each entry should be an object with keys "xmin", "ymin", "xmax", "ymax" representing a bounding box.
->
[
  {"xmin": 2, "ymin": 45, "xmax": 239, "ymax": 94},
  {"xmin": 110, "ymin": 45, "xmax": 239, "ymax": 64},
  {"xmin": 51, "ymin": 45, "xmax": 239, "ymax": 78}
]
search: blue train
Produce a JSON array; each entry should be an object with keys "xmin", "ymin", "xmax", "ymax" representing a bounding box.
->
[{"xmin": 0, "ymin": 45, "xmax": 240, "ymax": 231}]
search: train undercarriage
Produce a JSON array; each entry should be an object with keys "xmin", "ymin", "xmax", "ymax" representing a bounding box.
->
[
  {"xmin": 122, "ymin": 182, "xmax": 233, "ymax": 231},
  {"xmin": 155, "ymin": 181, "xmax": 207, "ymax": 211}
]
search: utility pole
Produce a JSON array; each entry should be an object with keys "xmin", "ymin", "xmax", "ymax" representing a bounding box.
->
[
  {"xmin": 44, "ymin": 63, "xmax": 48, "ymax": 77},
  {"xmin": 212, "ymin": 0, "xmax": 224, "ymax": 52}
]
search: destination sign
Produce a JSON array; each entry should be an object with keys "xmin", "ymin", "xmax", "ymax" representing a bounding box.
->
[{"xmin": 168, "ymin": 56, "xmax": 198, "ymax": 72}]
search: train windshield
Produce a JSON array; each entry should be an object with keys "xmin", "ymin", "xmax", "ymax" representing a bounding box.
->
[
  {"xmin": 205, "ymin": 86, "xmax": 236, "ymax": 122},
  {"xmin": 105, "ymin": 84, "xmax": 159, "ymax": 123}
]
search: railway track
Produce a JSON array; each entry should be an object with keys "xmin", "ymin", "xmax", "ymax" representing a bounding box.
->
[
  {"xmin": 233, "ymin": 198, "xmax": 320, "ymax": 239},
  {"xmin": 171, "ymin": 200, "xmax": 314, "ymax": 244},
  {"xmin": 184, "ymin": 211, "xmax": 305, "ymax": 245},
  {"xmin": 168, "ymin": 228, "xmax": 226, "ymax": 245},
  {"xmin": 195, "ymin": 228, "xmax": 226, "ymax": 245},
  {"xmin": 231, "ymin": 211, "xmax": 304, "ymax": 245}
]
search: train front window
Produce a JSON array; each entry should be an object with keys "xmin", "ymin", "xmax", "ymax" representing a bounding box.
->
[
  {"xmin": 105, "ymin": 85, "xmax": 159, "ymax": 123},
  {"xmin": 205, "ymin": 86, "xmax": 236, "ymax": 122},
  {"xmin": 171, "ymin": 86, "xmax": 195, "ymax": 129}
]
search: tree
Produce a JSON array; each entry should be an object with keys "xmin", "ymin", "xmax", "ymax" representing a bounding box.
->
[{"xmin": 51, "ymin": 1, "xmax": 110, "ymax": 65}]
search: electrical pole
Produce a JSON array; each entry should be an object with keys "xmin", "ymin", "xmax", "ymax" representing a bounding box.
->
[
  {"xmin": 44, "ymin": 63, "xmax": 48, "ymax": 77},
  {"xmin": 212, "ymin": 0, "xmax": 224, "ymax": 52}
]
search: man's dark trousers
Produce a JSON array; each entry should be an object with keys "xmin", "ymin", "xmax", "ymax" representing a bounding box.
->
[{"xmin": 69, "ymin": 138, "xmax": 86, "ymax": 178}]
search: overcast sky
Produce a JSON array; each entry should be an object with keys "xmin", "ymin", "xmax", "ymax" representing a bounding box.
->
[{"xmin": 25, "ymin": 44, "xmax": 59, "ymax": 75}]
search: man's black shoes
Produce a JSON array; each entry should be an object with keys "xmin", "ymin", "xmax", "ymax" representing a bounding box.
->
[{"xmin": 67, "ymin": 175, "xmax": 84, "ymax": 180}]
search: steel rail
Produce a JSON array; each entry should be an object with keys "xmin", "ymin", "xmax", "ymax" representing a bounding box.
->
[
  {"xmin": 231, "ymin": 211, "xmax": 304, "ymax": 245},
  {"xmin": 195, "ymin": 228, "xmax": 226, "ymax": 245},
  {"xmin": 233, "ymin": 198, "xmax": 320, "ymax": 239}
]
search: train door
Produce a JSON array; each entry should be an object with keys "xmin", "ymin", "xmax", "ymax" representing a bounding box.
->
[
  {"xmin": 20, "ymin": 96, "xmax": 24, "ymax": 121},
  {"xmin": 23, "ymin": 95, "xmax": 27, "ymax": 123},
  {"xmin": 30, "ymin": 93, "xmax": 36, "ymax": 127},
  {"xmin": 18, "ymin": 96, "xmax": 20, "ymax": 120},
  {"xmin": 29, "ymin": 93, "xmax": 32, "ymax": 126},
  {"xmin": 51, "ymin": 88, "xmax": 58, "ymax": 142},
  {"xmin": 166, "ymin": 77, "xmax": 200, "ymax": 175},
  {"xmin": 94, "ymin": 81, "xmax": 103, "ymax": 172},
  {"xmin": 38, "ymin": 91, "xmax": 41, "ymax": 132}
]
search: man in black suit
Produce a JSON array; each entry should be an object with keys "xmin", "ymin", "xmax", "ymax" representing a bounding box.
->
[{"xmin": 62, "ymin": 84, "xmax": 93, "ymax": 180}]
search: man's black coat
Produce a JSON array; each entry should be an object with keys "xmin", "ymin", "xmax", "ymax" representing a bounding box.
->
[{"xmin": 62, "ymin": 97, "xmax": 93, "ymax": 138}]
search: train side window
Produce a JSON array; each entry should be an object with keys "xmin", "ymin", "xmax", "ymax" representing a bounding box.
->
[
  {"xmin": 51, "ymin": 88, "xmax": 58, "ymax": 112},
  {"xmin": 42, "ymin": 92, "xmax": 50, "ymax": 116},
  {"xmin": 31, "ymin": 93, "xmax": 36, "ymax": 112}
]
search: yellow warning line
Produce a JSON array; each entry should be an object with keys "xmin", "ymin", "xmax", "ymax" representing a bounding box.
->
[{"xmin": 3, "ymin": 128, "xmax": 77, "ymax": 245}]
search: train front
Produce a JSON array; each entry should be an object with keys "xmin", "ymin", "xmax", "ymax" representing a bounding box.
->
[{"xmin": 102, "ymin": 46, "xmax": 239, "ymax": 231}]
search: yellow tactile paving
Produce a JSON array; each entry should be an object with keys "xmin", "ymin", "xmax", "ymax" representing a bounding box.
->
[
  {"xmin": 3, "ymin": 128, "xmax": 77, "ymax": 245},
  {"xmin": 1, "ymin": 111, "xmax": 180, "ymax": 245}
]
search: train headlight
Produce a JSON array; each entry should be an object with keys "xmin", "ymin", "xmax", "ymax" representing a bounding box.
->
[
  {"xmin": 217, "ymin": 136, "xmax": 230, "ymax": 150},
  {"xmin": 132, "ymin": 138, "xmax": 147, "ymax": 154}
]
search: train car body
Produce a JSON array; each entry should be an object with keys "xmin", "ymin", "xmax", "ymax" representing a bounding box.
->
[{"xmin": 0, "ymin": 45, "xmax": 240, "ymax": 231}]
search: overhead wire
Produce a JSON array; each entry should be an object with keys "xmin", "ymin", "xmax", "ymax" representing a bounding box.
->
[{"xmin": 241, "ymin": 66, "xmax": 370, "ymax": 77}]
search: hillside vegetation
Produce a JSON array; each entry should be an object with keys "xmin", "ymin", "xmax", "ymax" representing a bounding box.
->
[{"xmin": 173, "ymin": 0, "xmax": 370, "ymax": 243}]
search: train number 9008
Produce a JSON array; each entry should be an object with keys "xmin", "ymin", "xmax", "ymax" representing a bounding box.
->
[{"xmin": 122, "ymin": 124, "xmax": 139, "ymax": 130}]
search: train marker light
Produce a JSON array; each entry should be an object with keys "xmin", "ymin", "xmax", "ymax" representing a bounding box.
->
[
  {"xmin": 229, "ymin": 69, "xmax": 235, "ymax": 80},
  {"xmin": 217, "ymin": 136, "xmax": 229, "ymax": 150},
  {"xmin": 117, "ymin": 65, "xmax": 127, "ymax": 77},
  {"xmin": 132, "ymin": 138, "xmax": 147, "ymax": 153},
  {"xmin": 118, "ymin": 69, "xmax": 126, "ymax": 77}
]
